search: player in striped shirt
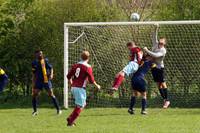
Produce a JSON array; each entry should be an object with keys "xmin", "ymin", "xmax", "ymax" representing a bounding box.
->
[
  {"xmin": 31, "ymin": 50, "xmax": 61, "ymax": 116},
  {"xmin": 143, "ymin": 24, "xmax": 170, "ymax": 109},
  {"xmin": 67, "ymin": 51, "xmax": 101, "ymax": 126}
]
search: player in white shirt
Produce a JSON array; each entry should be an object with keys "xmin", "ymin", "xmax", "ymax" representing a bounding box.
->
[{"xmin": 143, "ymin": 24, "xmax": 170, "ymax": 109}]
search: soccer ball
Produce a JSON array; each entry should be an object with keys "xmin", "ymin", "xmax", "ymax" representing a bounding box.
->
[{"xmin": 130, "ymin": 13, "xmax": 140, "ymax": 21}]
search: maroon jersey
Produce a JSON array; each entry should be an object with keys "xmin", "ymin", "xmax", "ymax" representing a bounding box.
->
[
  {"xmin": 130, "ymin": 47, "xmax": 142, "ymax": 64},
  {"xmin": 67, "ymin": 61, "xmax": 95, "ymax": 88}
]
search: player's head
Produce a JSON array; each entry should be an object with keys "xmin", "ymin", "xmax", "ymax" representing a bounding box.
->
[
  {"xmin": 158, "ymin": 37, "xmax": 166, "ymax": 48},
  {"xmin": 126, "ymin": 41, "xmax": 136, "ymax": 50},
  {"xmin": 35, "ymin": 50, "xmax": 44, "ymax": 60},
  {"xmin": 81, "ymin": 50, "xmax": 90, "ymax": 62}
]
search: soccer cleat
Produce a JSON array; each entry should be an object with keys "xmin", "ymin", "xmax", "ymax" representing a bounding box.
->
[
  {"xmin": 57, "ymin": 110, "xmax": 62, "ymax": 115},
  {"xmin": 128, "ymin": 109, "xmax": 135, "ymax": 115},
  {"xmin": 67, "ymin": 123, "xmax": 76, "ymax": 127},
  {"xmin": 141, "ymin": 110, "xmax": 148, "ymax": 115},
  {"xmin": 163, "ymin": 100, "xmax": 170, "ymax": 109},
  {"xmin": 32, "ymin": 111, "xmax": 38, "ymax": 116}
]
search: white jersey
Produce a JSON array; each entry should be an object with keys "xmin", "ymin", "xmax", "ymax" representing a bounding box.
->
[
  {"xmin": 151, "ymin": 47, "xmax": 166, "ymax": 68},
  {"xmin": 144, "ymin": 31, "xmax": 166, "ymax": 68}
]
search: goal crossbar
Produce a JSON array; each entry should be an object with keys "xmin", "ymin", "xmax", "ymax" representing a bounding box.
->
[{"xmin": 64, "ymin": 20, "xmax": 200, "ymax": 27}]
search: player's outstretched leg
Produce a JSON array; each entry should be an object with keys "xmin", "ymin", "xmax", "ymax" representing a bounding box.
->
[
  {"xmin": 47, "ymin": 89, "xmax": 62, "ymax": 115},
  {"xmin": 110, "ymin": 61, "xmax": 139, "ymax": 95},
  {"xmin": 111, "ymin": 71, "xmax": 125, "ymax": 91},
  {"xmin": 141, "ymin": 92, "xmax": 147, "ymax": 115}
]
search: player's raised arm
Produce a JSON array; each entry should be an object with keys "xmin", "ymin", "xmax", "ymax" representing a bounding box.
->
[
  {"xmin": 143, "ymin": 47, "xmax": 166, "ymax": 58},
  {"xmin": 152, "ymin": 24, "xmax": 159, "ymax": 51}
]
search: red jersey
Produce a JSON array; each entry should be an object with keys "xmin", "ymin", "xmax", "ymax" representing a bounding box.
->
[
  {"xmin": 67, "ymin": 61, "xmax": 95, "ymax": 88},
  {"xmin": 130, "ymin": 47, "xmax": 142, "ymax": 64}
]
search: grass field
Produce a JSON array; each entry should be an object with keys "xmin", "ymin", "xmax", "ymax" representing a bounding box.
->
[{"xmin": 0, "ymin": 107, "xmax": 200, "ymax": 133}]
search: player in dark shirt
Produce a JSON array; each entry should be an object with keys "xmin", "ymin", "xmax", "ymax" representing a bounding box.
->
[
  {"xmin": 0, "ymin": 68, "xmax": 8, "ymax": 93},
  {"xmin": 128, "ymin": 55, "xmax": 156, "ymax": 115},
  {"xmin": 31, "ymin": 50, "xmax": 61, "ymax": 116}
]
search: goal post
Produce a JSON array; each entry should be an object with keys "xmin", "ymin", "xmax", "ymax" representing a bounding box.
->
[
  {"xmin": 64, "ymin": 25, "xmax": 69, "ymax": 108},
  {"xmin": 64, "ymin": 20, "xmax": 200, "ymax": 108}
]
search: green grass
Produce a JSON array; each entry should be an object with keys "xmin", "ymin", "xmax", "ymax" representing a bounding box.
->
[{"xmin": 0, "ymin": 107, "xmax": 200, "ymax": 133}]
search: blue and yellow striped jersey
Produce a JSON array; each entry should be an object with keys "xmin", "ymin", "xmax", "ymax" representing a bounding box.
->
[{"xmin": 32, "ymin": 58, "xmax": 52, "ymax": 83}]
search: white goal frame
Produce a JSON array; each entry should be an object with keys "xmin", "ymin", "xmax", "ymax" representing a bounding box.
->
[{"xmin": 63, "ymin": 20, "xmax": 200, "ymax": 108}]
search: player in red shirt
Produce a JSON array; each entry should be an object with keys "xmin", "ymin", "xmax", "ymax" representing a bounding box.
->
[
  {"xmin": 110, "ymin": 41, "xmax": 143, "ymax": 94},
  {"xmin": 66, "ymin": 51, "xmax": 101, "ymax": 126}
]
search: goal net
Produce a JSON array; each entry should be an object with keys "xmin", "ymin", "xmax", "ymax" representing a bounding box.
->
[{"xmin": 64, "ymin": 21, "xmax": 200, "ymax": 108}]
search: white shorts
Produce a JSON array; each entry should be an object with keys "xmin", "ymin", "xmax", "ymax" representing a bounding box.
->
[{"xmin": 122, "ymin": 61, "xmax": 139, "ymax": 77}]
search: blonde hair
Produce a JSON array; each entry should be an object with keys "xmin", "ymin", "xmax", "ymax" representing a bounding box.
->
[{"xmin": 81, "ymin": 51, "xmax": 90, "ymax": 61}]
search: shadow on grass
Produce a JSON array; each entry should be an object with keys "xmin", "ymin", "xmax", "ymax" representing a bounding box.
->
[{"xmin": 0, "ymin": 97, "xmax": 65, "ymax": 110}]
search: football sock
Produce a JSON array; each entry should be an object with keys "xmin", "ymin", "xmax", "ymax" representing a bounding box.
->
[
  {"xmin": 51, "ymin": 96, "xmax": 60, "ymax": 111},
  {"xmin": 32, "ymin": 97, "xmax": 37, "ymax": 112},
  {"xmin": 129, "ymin": 96, "xmax": 136, "ymax": 110},
  {"xmin": 159, "ymin": 89, "xmax": 165, "ymax": 99},
  {"xmin": 112, "ymin": 74, "xmax": 124, "ymax": 90},
  {"xmin": 68, "ymin": 107, "xmax": 82, "ymax": 124},
  {"xmin": 163, "ymin": 88, "xmax": 169, "ymax": 101},
  {"xmin": 141, "ymin": 98, "xmax": 147, "ymax": 111}
]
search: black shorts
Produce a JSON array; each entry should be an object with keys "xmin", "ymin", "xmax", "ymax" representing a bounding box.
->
[{"xmin": 151, "ymin": 67, "xmax": 165, "ymax": 83}]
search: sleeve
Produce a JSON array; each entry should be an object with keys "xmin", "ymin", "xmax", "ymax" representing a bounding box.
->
[
  {"xmin": 45, "ymin": 58, "xmax": 53, "ymax": 70},
  {"xmin": 144, "ymin": 49, "xmax": 165, "ymax": 58},
  {"xmin": 0, "ymin": 68, "xmax": 5, "ymax": 75},
  {"xmin": 87, "ymin": 67, "xmax": 95, "ymax": 84},
  {"xmin": 32, "ymin": 61, "xmax": 37, "ymax": 73},
  {"xmin": 152, "ymin": 28, "xmax": 159, "ymax": 51},
  {"xmin": 67, "ymin": 65, "xmax": 75, "ymax": 80},
  {"xmin": 136, "ymin": 48, "xmax": 143, "ymax": 63}
]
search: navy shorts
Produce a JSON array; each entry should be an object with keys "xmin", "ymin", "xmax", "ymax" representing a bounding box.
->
[
  {"xmin": 151, "ymin": 67, "xmax": 165, "ymax": 82},
  {"xmin": 34, "ymin": 81, "xmax": 52, "ymax": 90},
  {"xmin": 131, "ymin": 77, "xmax": 147, "ymax": 92},
  {"xmin": 0, "ymin": 79, "xmax": 8, "ymax": 92}
]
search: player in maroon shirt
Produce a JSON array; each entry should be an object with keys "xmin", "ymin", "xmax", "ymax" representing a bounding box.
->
[
  {"xmin": 110, "ymin": 41, "xmax": 143, "ymax": 94},
  {"xmin": 66, "ymin": 51, "xmax": 101, "ymax": 126}
]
